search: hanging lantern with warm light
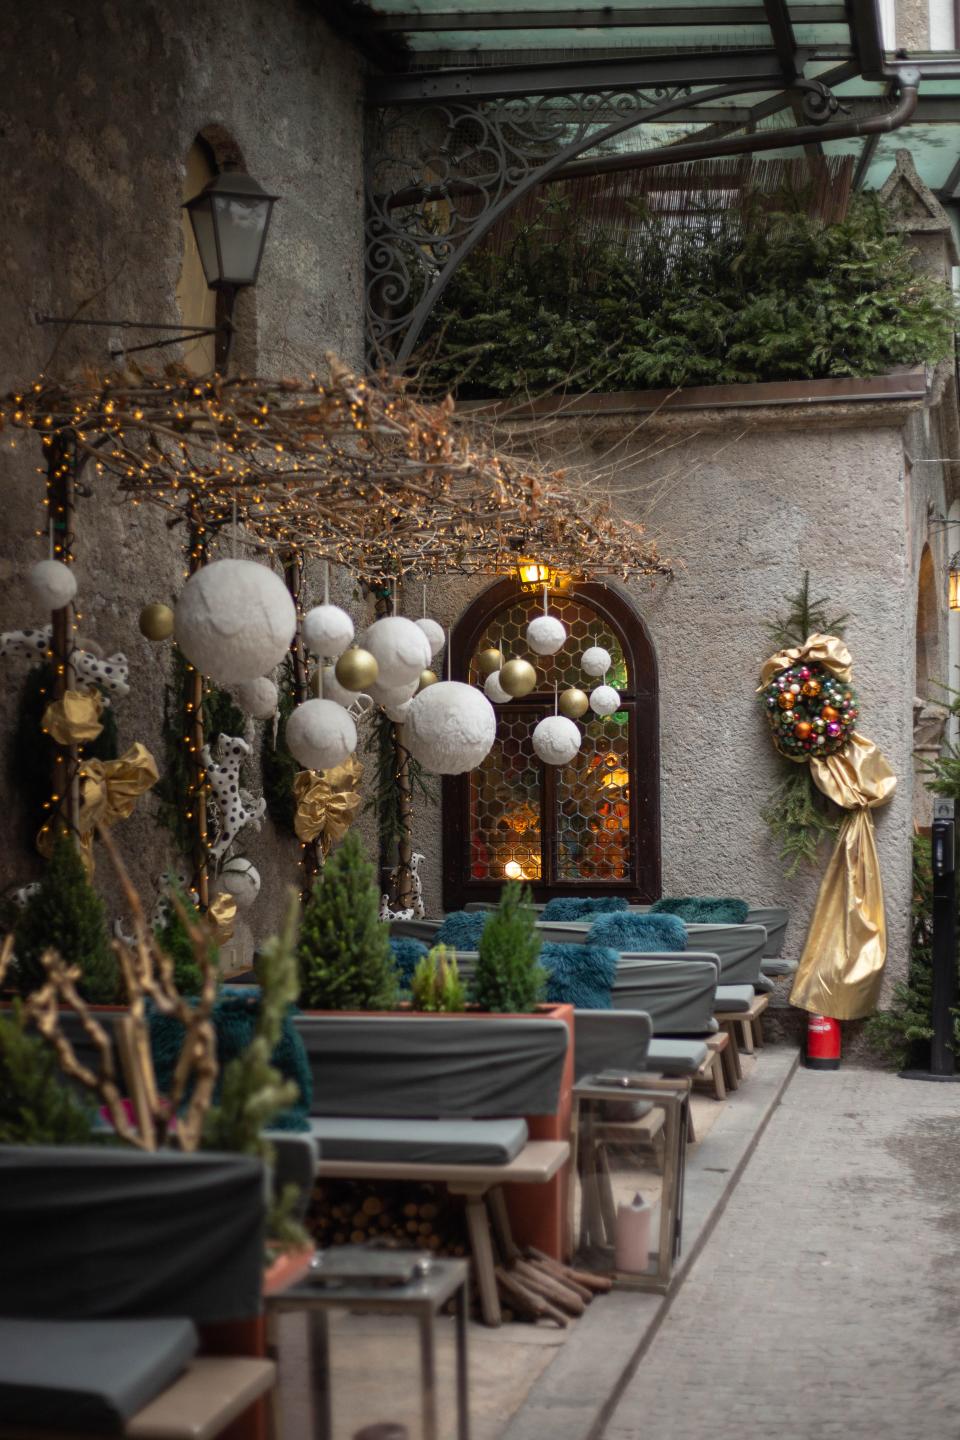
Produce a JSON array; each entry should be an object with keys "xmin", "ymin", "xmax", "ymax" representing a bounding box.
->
[
  {"xmin": 950, "ymin": 553, "xmax": 960, "ymax": 610},
  {"xmin": 515, "ymin": 559, "xmax": 573, "ymax": 594},
  {"xmin": 184, "ymin": 170, "xmax": 279, "ymax": 291}
]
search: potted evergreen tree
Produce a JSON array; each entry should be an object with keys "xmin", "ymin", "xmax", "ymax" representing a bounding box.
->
[{"xmin": 13, "ymin": 837, "xmax": 118, "ymax": 1004}]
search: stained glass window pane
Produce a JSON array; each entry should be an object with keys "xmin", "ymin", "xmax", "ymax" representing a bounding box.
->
[
  {"xmin": 469, "ymin": 706, "xmax": 542, "ymax": 882},
  {"xmin": 469, "ymin": 593, "xmax": 630, "ymax": 692},
  {"xmin": 555, "ymin": 717, "xmax": 632, "ymax": 882}
]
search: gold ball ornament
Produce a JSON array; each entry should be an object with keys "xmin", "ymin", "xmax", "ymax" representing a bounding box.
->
[
  {"xmin": 476, "ymin": 647, "xmax": 504, "ymax": 677},
  {"xmin": 794, "ymin": 721, "xmax": 813, "ymax": 741},
  {"xmin": 138, "ymin": 602, "xmax": 175, "ymax": 642},
  {"xmin": 499, "ymin": 657, "xmax": 537, "ymax": 698},
  {"xmin": 801, "ymin": 679, "xmax": 822, "ymax": 698},
  {"xmin": 558, "ymin": 687, "xmax": 590, "ymax": 720},
  {"xmin": 821, "ymin": 705, "xmax": 840, "ymax": 723},
  {"xmin": 335, "ymin": 646, "xmax": 379, "ymax": 692},
  {"xmin": 777, "ymin": 691, "xmax": 795, "ymax": 710},
  {"xmin": 417, "ymin": 668, "xmax": 439, "ymax": 693}
]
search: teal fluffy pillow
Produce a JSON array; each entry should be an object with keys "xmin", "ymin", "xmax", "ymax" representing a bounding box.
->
[
  {"xmin": 541, "ymin": 942, "xmax": 618, "ymax": 1009},
  {"xmin": 150, "ymin": 988, "xmax": 312, "ymax": 1132},
  {"xmin": 651, "ymin": 896, "xmax": 749, "ymax": 925},
  {"xmin": 588, "ymin": 912, "xmax": 687, "ymax": 953},
  {"xmin": 436, "ymin": 911, "xmax": 489, "ymax": 948},
  {"xmin": 389, "ymin": 936, "xmax": 428, "ymax": 984},
  {"xmin": 541, "ymin": 896, "xmax": 629, "ymax": 921}
]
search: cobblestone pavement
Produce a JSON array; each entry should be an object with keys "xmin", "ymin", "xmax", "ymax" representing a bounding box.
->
[{"xmin": 602, "ymin": 1066, "xmax": 960, "ymax": 1440}]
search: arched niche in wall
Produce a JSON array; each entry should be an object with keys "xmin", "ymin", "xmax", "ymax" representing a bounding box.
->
[
  {"xmin": 175, "ymin": 126, "xmax": 258, "ymax": 374},
  {"xmin": 442, "ymin": 578, "xmax": 660, "ymax": 910},
  {"xmin": 916, "ymin": 542, "xmax": 942, "ymax": 699}
]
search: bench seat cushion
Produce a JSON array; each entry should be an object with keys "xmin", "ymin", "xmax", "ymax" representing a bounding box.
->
[
  {"xmin": 0, "ymin": 1316, "xmax": 197, "ymax": 1431},
  {"xmin": 714, "ymin": 984, "xmax": 755, "ymax": 1013},
  {"xmin": 761, "ymin": 957, "xmax": 798, "ymax": 976},
  {"xmin": 310, "ymin": 1116, "xmax": 529, "ymax": 1166},
  {"xmin": 645, "ymin": 1038, "xmax": 709, "ymax": 1075}
]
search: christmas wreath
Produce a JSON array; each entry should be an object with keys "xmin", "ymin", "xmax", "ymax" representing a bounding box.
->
[{"xmin": 762, "ymin": 659, "xmax": 858, "ymax": 760}]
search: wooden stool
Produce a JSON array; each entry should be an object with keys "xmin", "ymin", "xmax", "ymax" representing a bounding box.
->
[
  {"xmin": 715, "ymin": 993, "xmax": 770, "ymax": 1078},
  {"xmin": 692, "ymin": 1033, "xmax": 729, "ymax": 1101}
]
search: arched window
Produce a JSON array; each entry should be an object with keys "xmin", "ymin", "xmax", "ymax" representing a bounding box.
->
[
  {"xmin": 176, "ymin": 139, "xmax": 218, "ymax": 375},
  {"xmin": 443, "ymin": 579, "xmax": 660, "ymax": 908},
  {"xmin": 916, "ymin": 542, "xmax": 941, "ymax": 700}
]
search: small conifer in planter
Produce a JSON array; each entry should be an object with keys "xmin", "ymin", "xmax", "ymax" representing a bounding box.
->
[
  {"xmin": 410, "ymin": 944, "xmax": 466, "ymax": 1013},
  {"xmin": 472, "ymin": 881, "xmax": 546, "ymax": 1014},
  {"xmin": 297, "ymin": 830, "xmax": 399, "ymax": 1010},
  {"xmin": 13, "ymin": 836, "xmax": 118, "ymax": 1003}
]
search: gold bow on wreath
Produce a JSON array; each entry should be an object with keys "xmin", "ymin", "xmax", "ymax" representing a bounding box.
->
[
  {"xmin": 42, "ymin": 689, "xmax": 104, "ymax": 745},
  {"xmin": 760, "ymin": 633, "xmax": 896, "ymax": 1020},
  {"xmin": 38, "ymin": 742, "xmax": 160, "ymax": 874},
  {"xmin": 293, "ymin": 757, "xmax": 363, "ymax": 849}
]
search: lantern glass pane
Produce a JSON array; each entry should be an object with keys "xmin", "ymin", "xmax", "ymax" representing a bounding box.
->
[
  {"xmin": 188, "ymin": 198, "xmax": 220, "ymax": 288},
  {"xmin": 950, "ymin": 568, "xmax": 960, "ymax": 610},
  {"xmin": 212, "ymin": 193, "xmax": 270, "ymax": 285}
]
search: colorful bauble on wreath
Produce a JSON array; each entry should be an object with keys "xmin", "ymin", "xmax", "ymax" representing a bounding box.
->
[{"xmin": 762, "ymin": 660, "xmax": 858, "ymax": 759}]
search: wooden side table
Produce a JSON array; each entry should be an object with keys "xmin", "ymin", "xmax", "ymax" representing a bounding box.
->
[{"xmin": 265, "ymin": 1252, "xmax": 470, "ymax": 1440}]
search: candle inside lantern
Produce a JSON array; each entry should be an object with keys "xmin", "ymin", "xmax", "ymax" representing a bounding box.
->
[{"xmin": 615, "ymin": 1192, "xmax": 652, "ymax": 1274}]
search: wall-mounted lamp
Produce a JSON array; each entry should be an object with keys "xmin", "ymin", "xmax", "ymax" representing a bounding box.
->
[
  {"xmin": 516, "ymin": 559, "xmax": 572, "ymax": 593},
  {"xmin": 949, "ymin": 553, "xmax": 960, "ymax": 610}
]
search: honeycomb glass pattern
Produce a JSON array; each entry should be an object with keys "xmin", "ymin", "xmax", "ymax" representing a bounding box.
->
[
  {"xmin": 470, "ymin": 706, "xmax": 543, "ymax": 882},
  {"xmin": 555, "ymin": 719, "xmax": 632, "ymax": 882},
  {"xmin": 469, "ymin": 595, "xmax": 630, "ymax": 692}
]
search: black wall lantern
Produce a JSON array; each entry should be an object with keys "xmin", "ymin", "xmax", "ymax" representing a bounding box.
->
[{"xmin": 184, "ymin": 171, "xmax": 278, "ymax": 292}]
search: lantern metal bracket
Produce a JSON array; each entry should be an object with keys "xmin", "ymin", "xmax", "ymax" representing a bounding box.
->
[{"xmin": 34, "ymin": 313, "xmax": 226, "ymax": 361}]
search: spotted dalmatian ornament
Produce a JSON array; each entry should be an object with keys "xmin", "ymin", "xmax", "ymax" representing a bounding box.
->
[
  {"xmin": 0, "ymin": 625, "xmax": 130, "ymax": 698},
  {"xmin": 202, "ymin": 733, "xmax": 267, "ymax": 863}
]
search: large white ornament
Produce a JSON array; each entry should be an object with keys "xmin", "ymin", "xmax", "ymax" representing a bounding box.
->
[
  {"xmin": 532, "ymin": 714, "xmax": 582, "ymax": 765},
  {"xmin": 220, "ymin": 857, "xmax": 262, "ymax": 911},
  {"xmin": 484, "ymin": 671, "xmax": 512, "ymax": 705},
  {"xmin": 235, "ymin": 676, "xmax": 279, "ymax": 719},
  {"xmin": 404, "ymin": 681, "xmax": 497, "ymax": 775},
  {"xmin": 175, "ymin": 560, "xmax": 296, "ymax": 684},
  {"xmin": 27, "ymin": 560, "xmax": 77, "ymax": 611},
  {"xmin": 582, "ymin": 645, "xmax": 612, "ymax": 678},
  {"xmin": 363, "ymin": 616, "xmax": 432, "ymax": 688},
  {"xmin": 590, "ymin": 684, "xmax": 621, "ymax": 717},
  {"xmin": 302, "ymin": 604, "xmax": 354, "ymax": 658},
  {"xmin": 285, "ymin": 698, "xmax": 357, "ymax": 771},
  {"xmin": 384, "ymin": 697, "xmax": 414, "ymax": 724},
  {"xmin": 415, "ymin": 617, "xmax": 445, "ymax": 658},
  {"xmin": 526, "ymin": 614, "xmax": 567, "ymax": 657},
  {"xmin": 369, "ymin": 677, "xmax": 418, "ymax": 710}
]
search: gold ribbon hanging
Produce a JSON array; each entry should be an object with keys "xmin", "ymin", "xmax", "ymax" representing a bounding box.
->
[
  {"xmin": 36, "ymin": 743, "xmax": 160, "ymax": 873},
  {"xmin": 293, "ymin": 757, "xmax": 363, "ymax": 847},
  {"xmin": 206, "ymin": 891, "xmax": 237, "ymax": 946},
  {"xmin": 42, "ymin": 689, "xmax": 104, "ymax": 745},
  {"xmin": 762, "ymin": 637, "xmax": 897, "ymax": 1020}
]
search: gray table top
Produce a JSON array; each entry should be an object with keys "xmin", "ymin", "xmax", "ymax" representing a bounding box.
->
[{"xmin": 265, "ymin": 1251, "xmax": 470, "ymax": 1314}]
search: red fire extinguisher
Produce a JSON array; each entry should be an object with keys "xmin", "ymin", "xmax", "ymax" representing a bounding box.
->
[{"xmin": 806, "ymin": 1014, "xmax": 841, "ymax": 1070}]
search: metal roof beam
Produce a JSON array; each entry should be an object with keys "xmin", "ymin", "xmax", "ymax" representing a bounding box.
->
[
  {"xmin": 763, "ymin": 0, "xmax": 800, "ymax": 79},
  {"xmin": 362, "ymin": 6, "xmax": 846, "ymax": 30},
  {"xmin": 845, "ymin": 0, "xmax": 885, "ymax": 79},
  {"xmin": 368, "ymin": 49, "xmax": 803, "ymax": 103}
]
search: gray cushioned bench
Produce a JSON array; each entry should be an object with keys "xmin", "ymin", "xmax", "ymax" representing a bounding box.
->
[{"xmin": 292, "ymin": 1013, "xmax": 571, "ymax": 1326}]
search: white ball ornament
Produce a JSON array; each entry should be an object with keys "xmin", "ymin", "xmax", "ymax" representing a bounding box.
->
[
  {"xmin": 589, "ymin": 684, "xmax": 621, "ymax": 717},
  {"xmin": 285, "ymin": 698, "xmax": 357, "ymax": 771},
  {"xmin": 369, "ymin": 677, "xmax": 418, "ymax": 710},
  {"xmin": 582, "ymin": 645, "xmax": 612, "ymax": 678},
  {"xmin": 415, "ymin": 617, "xmax": 445, "ymax": 658},
  {"xmin": 532, "ymin": 714, "xmax": 582, "ymax": 766},
  {"xmin": 27, "ymin": 560, "xmax": 77, "ymax": 611},
  {"xmin": 302, "ymin": 604, "xmax": 354, "ymax": 658},
  {"xmin": 235, "ymin": 676, "xmax": 279, "ymax": 720},
  {"xmin": 484, "ymin": 671, "xmax": 512, "ymax": 705},
  {"xmin": 526, "ymin": 614, "xmax": 567, "ymax": 657},
  {"xmin": 315, "ymin": 665, "xmax": 361, "ymax": 709},
  {"xmin": 362, "ymin": 617, "xmax": 432, "ymax": 688},
  {"xmin": 384, "ymin": 698, "xmax": 415, "ymax": 724},
  {"xmin": 174, "ymin": 560, "xmax": 296, "ymax": 684},
  {"xmin": 220, "ymin": 858, "xmax": 261, "ymax": 911},
  {"xmin": 404, "ymin": 681, "xmax": 497, "ymax": 775}
]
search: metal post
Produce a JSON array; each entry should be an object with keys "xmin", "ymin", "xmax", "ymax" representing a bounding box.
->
[{"xmin": 930, "ymin": 805, "xmax": 957, "ymax": 1076}]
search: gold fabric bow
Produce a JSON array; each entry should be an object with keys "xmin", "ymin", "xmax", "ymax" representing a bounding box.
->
[
  {"xmin": 206, "ymin": 891, "xmax": 237, "ymax": 946},
  {"xmin": 761, "ymin": 637, "xmax": 896, "ymax": 1021},
  {"xmin": 78, "ymin": 743, "xmax": 160, "ymax": 834},
  {"xmin": 293, "ymin": 757, "xmax": 363, "ymax": 847},
  {"xmin": 42, "ymin": 689, "xmax": 104, "ymax": 745}
]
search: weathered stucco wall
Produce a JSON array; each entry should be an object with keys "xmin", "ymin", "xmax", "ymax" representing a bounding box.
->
[{"xmin": 0, "ymin": 0, "xmax": 366, "ymax": 941}]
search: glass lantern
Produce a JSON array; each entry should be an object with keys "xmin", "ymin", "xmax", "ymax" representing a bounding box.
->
[
  {"xmin": 184, "ymin": 171, "xmax": 278, "ymax": 290},
  {"xmin": 569, "ymin": 1071, "xmax": 689, "ymax": 1292}
]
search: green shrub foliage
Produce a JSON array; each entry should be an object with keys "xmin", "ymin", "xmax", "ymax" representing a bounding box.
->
[
  {"xmin": 297, "ymin": 831, "xmax": 399, "ymax": 1010},
  {"xmin": 155, "ymin": 885, "xmax": 218, "ymax": 997},
  {"xmin": 472, "ymin": 881, "xmax": 545, "ymax": 1014},
  {"xmin": 424, "ymin": 192, "xmax": 955, "ymax": 398},
  {"xmin": 410, "ymin": 944, "xmax": 466, "ymax": 1013},
  {"xmin": 14, "ymin": 837, "xmax": 118, "ymax": 1002},
  {"xmin": 0, "ymin": 1004, "xmax": 94, "ymax": 1144}
]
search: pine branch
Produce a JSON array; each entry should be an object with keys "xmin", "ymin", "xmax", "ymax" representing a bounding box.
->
[{"xmin": 764, "ymin": 570, "xmax": 849, "ymax": 648}]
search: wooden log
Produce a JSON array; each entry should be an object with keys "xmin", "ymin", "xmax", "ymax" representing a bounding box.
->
[
  {"xmin": 526, "ymin": 1247, "xmax": 614, "ymax": 1293},
  {"xmin": 495, "ymin": 1267, "xmax": 568, "ymax": 1328},
  {"xmin": 518, "ymin": 1256, "xmax": 593, "ymax": 1304},
  {"xmin": 512, "ymin": 1260, "xmax": 586, "ymax": 1316}
]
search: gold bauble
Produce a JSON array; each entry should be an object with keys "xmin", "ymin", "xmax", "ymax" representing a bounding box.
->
[
  {"xmin": 558, "ymin": 687, "xmax": 590, "ymax": 720},
  {"xmin": 335, "ymin": 646, "xmax": 379, "ymax": 692},
  {"xmin": 777, "ymin": 691, "xmax": 795, "ymax": 710},
  {"xmin": 476, "ymin": 646, "xmax": 503, "ymax": 677},
  {"xmin": 499, "ymin": 657, "xmax": 537, "ymax": 698},
  {"xmin": 417, "ymin": 668, "xmax": 438, "ymax": 693},
  {"xmin": 801, "ymin": 679, "xmax": 822, "ymax": 698},
  {"xmin": 138, "ymin": 602, "xmax": 175, "ymax": 642}
]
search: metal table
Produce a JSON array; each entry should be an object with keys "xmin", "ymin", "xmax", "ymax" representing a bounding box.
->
[{"xmin": 265, "ymin": 1250, "xmax": 470, "ymax": 1440}]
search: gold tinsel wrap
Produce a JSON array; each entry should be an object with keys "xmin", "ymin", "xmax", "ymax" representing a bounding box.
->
[
  {"xmin": 761, "ymin": 636, "xmax": 897, "ymax": 1020},
  {"xmin": 293, "ymin": 757, "xmax": 363, "ymax": 847},
  {"xmin": 206, "ymin": 891, "xmax": 237, "ymax": 946},
  {"xmin": 78, "ymin": 744, "xmax": 160, "ymax": 833},
  {"xmin": 42, "ymin": 689, "xmax": 104, "ymax": 745}
]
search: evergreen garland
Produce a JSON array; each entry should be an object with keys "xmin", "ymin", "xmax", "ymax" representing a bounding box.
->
[
  {"xmin": 363, "ymin": 708, "xmax": 436, "ymax": 851},
  {"xmin": 472, "ymin": 881, "xmax": 546, "ymax": 1014},
  {"xmin": 423, "ymin": 192, "xmax": 955, "ymax": 398},
  {"xmin": 261, "ymin": 660, "xmax": 299, "ymax": 836},
  {"xmin": 297, "ymin": 830, "xmax": 399, "ymax": 1010}
]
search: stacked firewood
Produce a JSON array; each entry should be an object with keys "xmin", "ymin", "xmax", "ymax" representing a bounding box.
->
[{"xmin": 308, "ymin": 1180, "xmax": 469, "ymax": 1257}]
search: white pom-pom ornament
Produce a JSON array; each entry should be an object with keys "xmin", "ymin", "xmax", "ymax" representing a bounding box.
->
[
  {"xmin": 581, "ymin": 645, "xmax": 612, "ymax": 678},
  {"xmin": 589, "ymin": 684, "xmax": 621, "ymax": 717},
  {"xmin": 484, "ymin": 671, "xmax": 512, "ymax": 705},
  {"xmin": 316, "ymin": 665, "xmax": 362, "ymax": 709},
  {"xmin": 404, "ymin": 681, "xmax": 497, "ymax": 775},
  {"xmin": 302, "ymin": 604, "xmax": 354, "ymax": 658},
  {"xmin": 526, "ymin": 614, "xmax": 567, "ymax": 657},
  {"xmin": 369, "ymin": 677, "xmax": 418, "ymax": 710},
  {"xmin": 385, "ymin": 698, "xmax": 415, "ymax": 723},
  {"xmin": 235, "ymin": 676, "xmax": 279, "ymax": 719},
  {"xmin": 532, "ymin": 715, "xmax": 581, "ymax": 766},
  {"xmin": 220, "ymin": 857, "xmax": 261, "ymax": 911},
  {"xmin": 285, "ymin": 698, "xmax": 357, "ymax": 771},
  {"xmin": 27, "ymin": 560, "xmax": 77, "ymax": 611},
  {"xmin": 174, "ymin": 560, "xmax": 296, "ymax": 684},
  {"xmin": 415, "ymin": 617, "xmax": 445, "ymax": 658},
  {"xmin": 363, "ymin": 616, "xmax": 432, "ymax": 688}
]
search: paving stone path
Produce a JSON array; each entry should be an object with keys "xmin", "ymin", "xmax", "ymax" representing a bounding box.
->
[{"xmin": 602, "ymin": 1066, "xmax": 960, "ymax": 1440}]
